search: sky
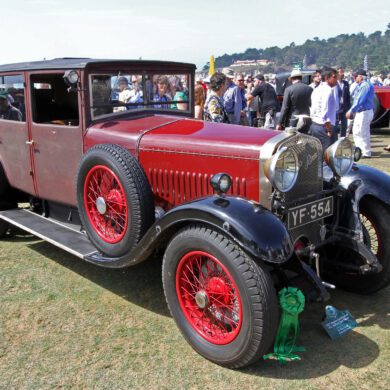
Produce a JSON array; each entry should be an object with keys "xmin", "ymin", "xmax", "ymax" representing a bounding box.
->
[{"xmin": 2, "ymin": 0, "xmax": 389, "ymax": 69}]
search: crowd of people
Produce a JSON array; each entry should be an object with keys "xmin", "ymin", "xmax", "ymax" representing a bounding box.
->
[
  {"xmin": 200, "ymin": 66, "xmax": 390, "ymax": 157},
  {"xmin": 1, "ymin": 65, "xmax": 388, "ymax": 155}
]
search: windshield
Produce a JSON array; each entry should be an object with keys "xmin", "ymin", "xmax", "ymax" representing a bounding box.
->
[{"xmin": 89, "ymin": 71, "xmax": 191, "ymax": 119}]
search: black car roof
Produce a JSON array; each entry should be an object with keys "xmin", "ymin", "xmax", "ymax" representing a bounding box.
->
[{"xmin": 0, "ymin": 58, "xmax": 196, "ymax": 72}]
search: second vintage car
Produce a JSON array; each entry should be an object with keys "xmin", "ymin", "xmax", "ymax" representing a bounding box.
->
[{"xmin": 0, "ymin": 58, "xmax": 389, "ymax": 368}]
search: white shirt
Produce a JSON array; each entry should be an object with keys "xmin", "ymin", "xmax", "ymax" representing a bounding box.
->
[{"xmin": 310, "ymin": 82, "xmax": 338, "ymax": 126}]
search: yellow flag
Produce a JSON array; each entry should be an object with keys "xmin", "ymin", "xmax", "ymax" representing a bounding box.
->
[{"xmin": 209, "ymin": 54, "xmax": 215, "ymax": 76}]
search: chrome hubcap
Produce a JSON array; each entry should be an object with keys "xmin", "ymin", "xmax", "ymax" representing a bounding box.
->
[
  {"xmin": 195, "ymin": 290, "xmax": 209, "ymax": 309},
  {"xmin": 96, "ymin": 197, "xmax": 107, "ymax": 214}
]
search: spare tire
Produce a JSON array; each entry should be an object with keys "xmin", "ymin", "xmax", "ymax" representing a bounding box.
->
[{"xmin": 76, "ymin": 144, "xmax": 155, "ymax": 257}]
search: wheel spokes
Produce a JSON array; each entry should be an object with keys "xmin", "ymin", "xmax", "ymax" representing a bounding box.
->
[
  {"xmin": 84, "ymin": 165, "xmax": 128, "ymax": 243},
  {"xmin": 361, "ymin": 214, "xmax": 380, "ymax": 255},
  {"xmin": 176, "ymin": 251, "xmax": 242, "ymax": 344}
]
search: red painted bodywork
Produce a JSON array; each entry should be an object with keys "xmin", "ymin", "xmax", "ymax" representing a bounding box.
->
[
  {"xmin": 0, "ymin": 60, "xmax": 280, "ymax": 211},
  {"xmin": 85, "ymin": 115, "xmax": 279, "ymax": 208},
  {"xmin": 374, "ymin": 86, "xmax": 390, "ymax": 109}
]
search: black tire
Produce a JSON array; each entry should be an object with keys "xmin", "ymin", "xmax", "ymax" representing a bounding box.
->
[
  {"xmin": 0, "ymin": 162, "xmax": 10, "ymax": 197},
  {"xmin": 162, "ymin": 225, "xmax": 278, "ymax": 368},
  {"xmin": 326, "ymin": 198, "xmax": 390, "ymax": 294},
  {"xmin": 0, "ymin": 219, "xmax": 9, "ymax": 238},
  {"xmin": 76, "ymin": 144, "xmax": 154, "ymax": 257},
  {"xmin": 0, "ymin": 163, "xmax": 11, "ymax": 237}
]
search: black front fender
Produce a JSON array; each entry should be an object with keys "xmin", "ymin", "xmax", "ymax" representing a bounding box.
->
[
  {"xmin": 85, "ymin": 196, "xmax": 293, "ymax": 268},
  {"xmin": 324, "ymin": 163, "xmax": 390, "ymax": 210},
  {"xmin": 339, "ymin": 164, "xmax": 390, "ymax": 206},
  {"xmin": 324, "ymin": 164, "xmax": 390, "ymax": 232},
  {"xmin": 158, "ymin": 196, "xmax": 293, "ymax": 263}
]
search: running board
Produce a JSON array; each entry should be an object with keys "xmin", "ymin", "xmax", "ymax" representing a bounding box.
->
[{"xmin": 0, "ymin": 209, "xmax": 98, "ymax": 259}]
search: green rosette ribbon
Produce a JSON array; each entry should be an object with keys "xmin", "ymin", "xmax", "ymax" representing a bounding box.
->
[{"xmin": 263, "ymin": 287, "xmax": 305, "ymax": 365}]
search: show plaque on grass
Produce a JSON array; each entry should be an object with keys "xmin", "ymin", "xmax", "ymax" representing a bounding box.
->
[{"xmin": 321, "ymin": 305, "xmax": 357, "ymax": 340}]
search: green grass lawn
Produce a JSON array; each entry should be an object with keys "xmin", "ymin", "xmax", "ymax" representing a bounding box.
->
[{"xmin": 1, "ymin": 129, "xmax": 389, "ymax": 389}]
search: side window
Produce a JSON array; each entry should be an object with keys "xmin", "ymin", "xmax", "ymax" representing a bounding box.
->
[
  {"xmin": 90, "ymin": 74, "xmax": 144, "ymax": 118},
  {"xmin": 0, "ymin": 74, "xmax": 25, "ymax": 121},
  {"xmin": 31, "ymin": 74, "xmax": 79, "ymax": 126}
]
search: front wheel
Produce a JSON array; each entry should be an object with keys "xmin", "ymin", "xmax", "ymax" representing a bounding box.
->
[
  {"xmin": 326, "ymin": 197, "xmax": 390, "ymax": 294},
  {"xmin": 162, "ymin": 225, "xmax": 278, "ymax": 368}
]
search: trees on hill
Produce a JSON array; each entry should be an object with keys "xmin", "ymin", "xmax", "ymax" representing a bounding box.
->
[{"xmin": 206, "ymin": 24, "xmax": 390, "ymax": 73}]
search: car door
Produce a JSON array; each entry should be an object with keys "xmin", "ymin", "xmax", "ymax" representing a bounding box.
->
[
  {"xmin": 0, "ymin": 72, "xmax": 36, "ymax": 195},
  {"xmin": 27, "ymin": 71, "xmax": 83, "ymax": 206}
]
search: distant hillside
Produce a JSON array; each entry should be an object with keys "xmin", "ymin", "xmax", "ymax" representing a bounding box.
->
[{"xmin": 204, "ymin": 23, "xmax": 390, "ymax": 73}]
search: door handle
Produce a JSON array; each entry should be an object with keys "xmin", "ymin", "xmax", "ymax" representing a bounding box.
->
[{"xmin": 25, "ymin": 140, "xmax": 35, "ymax": 145}]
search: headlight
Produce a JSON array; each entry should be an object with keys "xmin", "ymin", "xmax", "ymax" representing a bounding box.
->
[
  {"xmin": 63, "ymin": 70, "xmax": 79, "ymax": 86},
  {"xmin": 324, "ymin": 138, "xmax": 353, "ymax": 176},
  {"xmin": 265, "ymin": 147, "xmax": 299, "ymax": 192}
]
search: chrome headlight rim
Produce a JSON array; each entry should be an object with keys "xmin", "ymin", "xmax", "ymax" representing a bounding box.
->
[
  {"xmin": 266, "ymin": 147, "xmax": 299, "ymax": 193},
  {"xmin": 325, "ymin": 138, "xmax": 354, "ymax": 177},
  {"xmin": 63, "ymin": 70, "xmax": 80, "ymax": 86}
]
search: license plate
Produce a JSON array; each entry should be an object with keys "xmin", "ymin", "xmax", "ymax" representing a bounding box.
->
[{"xmin": 287, "ymin": 196, "xmax": 333, "ymax": 229}]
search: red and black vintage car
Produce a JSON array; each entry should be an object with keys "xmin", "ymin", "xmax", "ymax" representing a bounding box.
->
[{"xmin": 0, "ymin": 59, "xmax": 389, "ymax": 368}]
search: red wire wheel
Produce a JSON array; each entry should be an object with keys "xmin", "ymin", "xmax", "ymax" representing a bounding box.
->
[
  {"xmin": 360, "ymin": 211, "xmax": 382, "ymax": 257},
  {"xmin": 176, "ymin": 250, "xmax": 243, "ymax": 345},
  {"xmin": 84, "ymin": 165, "xmax": 129, "ymax": 243}
]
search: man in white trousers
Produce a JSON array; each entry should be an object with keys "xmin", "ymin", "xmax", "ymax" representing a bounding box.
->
[{"xmin": 346, "ymin": 69, "xmax": 374, "ymax": 158}]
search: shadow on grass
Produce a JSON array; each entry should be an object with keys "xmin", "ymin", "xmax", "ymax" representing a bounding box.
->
[
  {"xmin": 371, "ymin": 127, "xmax": 390, "ymax": 135},
  {"xmin": 27, "ymin": 240, "xmax": 171, "ymax": 317},
  {"xmin": 9, "ymin": 231, "xmax": 388, "ymax": 379},
  {"xmin": 244, "ymin": 326, "xmax": 380, "ymax": 379},
  {"xmin": 242, "ymin": 287, "xmax": 388, "ymax": 378}
]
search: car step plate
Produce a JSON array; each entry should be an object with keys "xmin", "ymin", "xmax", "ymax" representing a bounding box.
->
[{"xmin": 0, "ymin": 209, "xmax": 97, "ymax": 259}]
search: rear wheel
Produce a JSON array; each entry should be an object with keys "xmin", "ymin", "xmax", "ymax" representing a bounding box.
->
[
  {"xmin": 162, "ymin": 225, "xmax": 278, "ymax": 368},
  {"xmin": 0, "ymin": 163, "xmax": 11, "ymax": 237},
  {"xmin": 0, "ymin": 163, "xmax": 10, "ymax": 197}
]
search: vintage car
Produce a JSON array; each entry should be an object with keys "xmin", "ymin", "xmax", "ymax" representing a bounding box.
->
[
  {"xmin": 275, "ymin": 70, "xmax": 390, "ymax": 128},
  {"xmin": 0, "ymin": 58, "xmax": 389, "ymax": 369}
]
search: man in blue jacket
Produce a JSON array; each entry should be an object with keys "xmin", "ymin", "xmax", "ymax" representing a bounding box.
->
[
  {"xmin": 346, "ymin": 69, "xmax": 374, "ymax": 158},
  {"xmin": 223, "ymin": 68, "xmax": 242, "ymax": 125}
]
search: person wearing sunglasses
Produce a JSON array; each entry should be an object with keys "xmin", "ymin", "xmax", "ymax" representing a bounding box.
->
[{"xmin": 235, "ymin": 73, "xmax": 249, "ymax": 126}]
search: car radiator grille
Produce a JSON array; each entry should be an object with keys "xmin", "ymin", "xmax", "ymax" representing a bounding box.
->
[
  {"xmin": 147, "ymin": 169, "xmax": 248, "ymax": 206},
  {"xmin": 276, "ymin": 134, "xmax": 325, "ymax": 243}
]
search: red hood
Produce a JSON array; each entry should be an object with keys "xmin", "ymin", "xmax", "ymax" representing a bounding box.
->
[
  {"xmin": 85, "ymin": 114, "xmax": 279, "ymax": 159},
  {"xmin": 140, "ymin": 118, "xmax": 278, "ymax": 159},
  {"xmin": 84, "ymin": 115, "xmax": 181, "ymax": 153}
]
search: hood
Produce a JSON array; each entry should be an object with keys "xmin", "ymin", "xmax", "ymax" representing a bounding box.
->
[
  {"xmin": 84, "ymin": 114, "xmax": 182, "ymax": 153},
  {"xmin": 140, "ymin": 117, "xmax": 279, "ymax": 160},
  {"xmin": 85, "ymin": 114, "xmax": 280, "ymax": 159}
]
